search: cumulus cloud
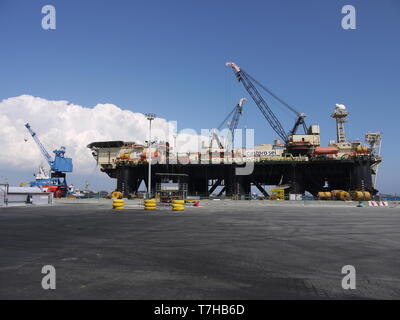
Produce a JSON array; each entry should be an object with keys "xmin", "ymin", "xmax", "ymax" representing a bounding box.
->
[{"xmin": 0, "ymin": 95, "xmax": 206, "ymax": 174}]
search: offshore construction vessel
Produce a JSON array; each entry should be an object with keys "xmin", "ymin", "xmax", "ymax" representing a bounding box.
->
[{"xmin": 87, "ymin": 63, "xmax": 382, "ymax": 200}]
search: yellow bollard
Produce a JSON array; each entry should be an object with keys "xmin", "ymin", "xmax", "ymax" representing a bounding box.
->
[
  {"xmin": 113, "ymin": 199, "xmax": 124, "ymax": 210},
  {"xmin": 112, "ymin": 191, "xmax": 122, "ymax": 199},
  {"xmin": 172, "ymin": 200, "xmax": 185, "ymax": 211},
  {"xmin": 339, "ymin": 191, "xmax": 351, "ymax": 201},
  {"xmin": 362, "ymin": 191, "xmax": 372, "ymax": 201},
  {"xmin": 144, "ymin": 199, "xmax": 157, "ymax": 211}
]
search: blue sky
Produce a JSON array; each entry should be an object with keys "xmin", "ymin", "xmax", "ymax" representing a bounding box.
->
[{"xmin": 0, "ymin": 0, "xmax": 399, "ymax": 193}]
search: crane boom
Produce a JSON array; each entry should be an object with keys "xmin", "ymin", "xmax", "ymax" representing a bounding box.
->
[
  {"xmin": 212, "ymin": 98, "xmax": 246, "ymax": 150},
  {"xmin": 211, "ymin": 131, "xmax": 224, "ymax": 149},
  {"xmin": 229, "ymin": 98, "xmax": 246, "ymax": 142},
  {"xmin": 226, "ymin": 62, "xmax": 307, "ymax": 143},
  {"xmin": 24, "ymin": 123, "xmax": 52, "ymax": 164}
]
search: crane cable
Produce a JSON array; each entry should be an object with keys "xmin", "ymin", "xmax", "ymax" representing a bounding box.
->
[
  {"xmin": 217, "ymin": 106, "xmax": 236, "ymax": 130},
  {"xmin": 243, "ymin": 70, "xmax": 300, "ymax": 116}
]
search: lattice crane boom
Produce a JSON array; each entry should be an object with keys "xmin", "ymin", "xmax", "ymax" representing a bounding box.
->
[
  {"xmin": 226, "ymin": 62, "xmax": 307, "ymax": 143},
  {"xmin": 229, "ymin": 98, "xmax": 246, "ymax": 142},
  {"xmin": 24, "ymin": 123, "xmax": 53, "ymax": 165}
]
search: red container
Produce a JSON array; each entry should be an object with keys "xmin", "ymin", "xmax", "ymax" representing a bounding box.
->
[{"xmin": 314, "ymin": 147, "xmax": 339, "ymax": 155}]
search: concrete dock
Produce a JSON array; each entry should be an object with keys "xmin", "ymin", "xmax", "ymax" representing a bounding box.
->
[{"xmin": 1, "ymin": 201, "xmax": 399, "ymax": 299}]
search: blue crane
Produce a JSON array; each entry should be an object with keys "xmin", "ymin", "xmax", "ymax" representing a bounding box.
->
[
  {"xmin": 25, "ymin": 123, "xmax": 73, "ymax": 173},
  {"xmin": 25, "ymin": 123, "xmax": 73, "ymax": 197}
]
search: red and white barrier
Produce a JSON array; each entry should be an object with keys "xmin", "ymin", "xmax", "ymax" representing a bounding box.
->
[{"xmin": 368, "ymin": 201, "xmax": 388, "ymax": 207}]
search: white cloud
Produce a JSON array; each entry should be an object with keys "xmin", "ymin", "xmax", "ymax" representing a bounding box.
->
[{"xmin": 0, "ymin": 95, "xmax": 201, "ymax": 174}]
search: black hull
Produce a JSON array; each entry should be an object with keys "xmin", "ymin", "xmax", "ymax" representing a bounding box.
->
[{"xmin": 102, "ymin": 158, "xmax": 376, "ymax": 198}]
